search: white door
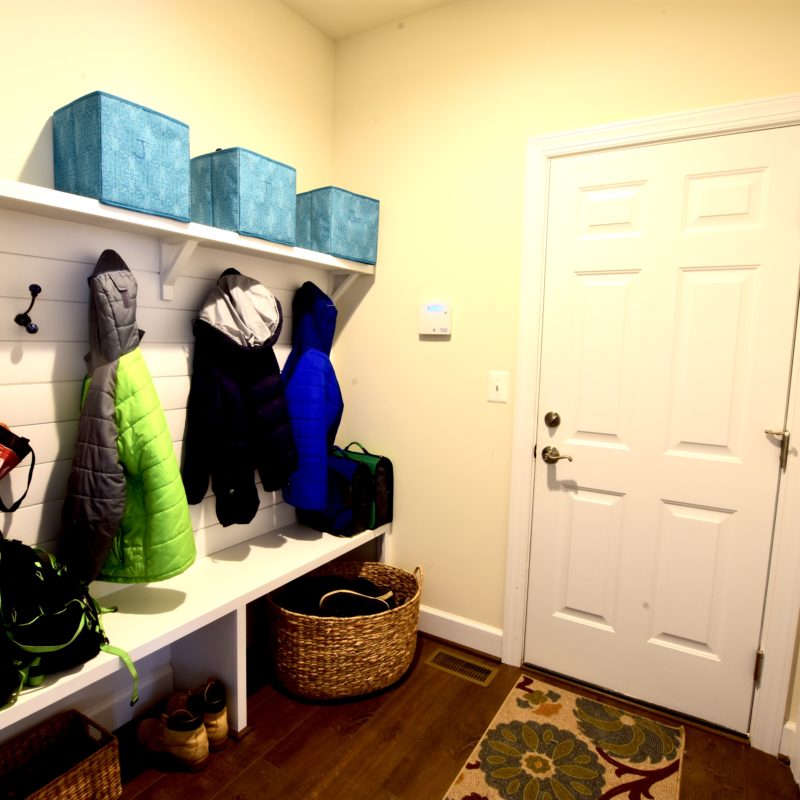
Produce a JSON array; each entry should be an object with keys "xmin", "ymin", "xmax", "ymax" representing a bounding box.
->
[{"xmin": 523, "ymin": 126, "xmax": 800, "ymax": 733}]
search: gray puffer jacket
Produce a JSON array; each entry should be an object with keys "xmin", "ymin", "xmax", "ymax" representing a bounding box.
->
[{"xmin": 61, "ymin": 249, "xmax": 196, "ymax": 584}]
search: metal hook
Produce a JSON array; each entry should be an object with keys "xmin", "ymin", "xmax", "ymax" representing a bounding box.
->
[{"xmin": 14, "ymin": 284, "xmax": 41, "ymax": 334}]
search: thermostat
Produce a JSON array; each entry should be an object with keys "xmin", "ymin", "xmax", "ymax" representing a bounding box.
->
[{"xmin": 419, "ymin": 301, "xmax": 452, "ymax": 335}]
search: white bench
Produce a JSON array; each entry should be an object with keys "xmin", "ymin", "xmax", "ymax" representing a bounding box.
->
[{"xmin": 0, "ymin": 522, "xmax": 388, "ymax": 744}]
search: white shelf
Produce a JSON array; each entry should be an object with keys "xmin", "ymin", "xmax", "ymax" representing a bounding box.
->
[
  {"xmin": 0, "ymin": 522, "xmax": 387, "ymax": 738},
  {"xmin": 0, "ymin": 180, "xmax": 374, "ymax": 300}
]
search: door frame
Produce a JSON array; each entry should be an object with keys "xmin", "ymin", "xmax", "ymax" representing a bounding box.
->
[{"xmin": 502, "ymin": 93, "xmax": 800, "ymax": 754}]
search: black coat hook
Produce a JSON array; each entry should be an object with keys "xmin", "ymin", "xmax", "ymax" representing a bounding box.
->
[{"xmin": 15, "ymin": 284, "xmax": 41, "ymax": 334}]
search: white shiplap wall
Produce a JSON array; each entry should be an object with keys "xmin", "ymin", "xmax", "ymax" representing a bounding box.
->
[{"xmin": 0, "ymin": 205, "xmax": 332, "ymax": 563}]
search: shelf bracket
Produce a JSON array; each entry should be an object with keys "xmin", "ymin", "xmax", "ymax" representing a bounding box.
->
[
  {"xmin": 160, "ymin": 239, "xmax": 198, "ymax": 300},
  {"xmin": 331, "ymin": 272, "xmax": 361, "ymax": 305}
]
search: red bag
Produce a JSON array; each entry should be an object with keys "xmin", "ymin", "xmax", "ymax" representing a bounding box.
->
[{"xmin": 0, "ymin": 424, "xmax": 35, "ymax": 512}]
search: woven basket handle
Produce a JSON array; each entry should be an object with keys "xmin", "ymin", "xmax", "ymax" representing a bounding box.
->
[{"xmin": 414, "ymin": 566, "xmax": 423, "ymax": 588}]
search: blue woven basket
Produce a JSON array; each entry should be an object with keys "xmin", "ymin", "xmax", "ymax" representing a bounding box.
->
[
  {"xmin": 191, "ymin": 147, "xmax": 297, "ymax": 246},
  {"xmin": 53, "ymin": 91, "xmax": 190, "ymax": 221},
  {"xmin": 296, "ymin": 187, "xmax": 379, "ymax": 265}
]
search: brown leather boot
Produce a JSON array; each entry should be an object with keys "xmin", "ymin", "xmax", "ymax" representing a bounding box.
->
[
  {"xmin": 200, "ymin": 678, "xmax": 229, "ymax": 751},
  {"xmin": 167, "ymin": 677, "xmax": 229, "ymax": 751},
  {"xmin": 137, "ymin": 707, "xmax": 210, "ymax": 771}
]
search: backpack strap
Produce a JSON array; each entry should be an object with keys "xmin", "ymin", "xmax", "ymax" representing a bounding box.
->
[
  {"xmin": 100, "ymin": 642, "xmax": 139, "ymax": 705},
  {"xmin": 25, "ymin": 656, "xmax": 44, "ymax": 687},
  {"xmin": 93, "ymin": 599, "xmax": 139, "ymax": 706},
  {"xmin": 0, "ymin": 448, "xmax": 35, "ymax": 513},
  {"xmin": 344, "ymin": 441, "xmax": 372, "ymax": 455},
  {"xmin": 12, "ymin": 603, "xmax": 88, "ymax": 653},
  {"xmin": 0, "ymin": 658, "xmax": 28, "ymax": 709}
]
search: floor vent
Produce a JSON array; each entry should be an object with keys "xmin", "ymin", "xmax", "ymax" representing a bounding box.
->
[{"xmin": 425, "ymin": 647, "xmax": 498, "ymax": 687}]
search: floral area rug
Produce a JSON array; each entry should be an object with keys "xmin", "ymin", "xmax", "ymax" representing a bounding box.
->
[{"xmin": 444, "ymin": 674, "xmax": 683, "ymax": 800}]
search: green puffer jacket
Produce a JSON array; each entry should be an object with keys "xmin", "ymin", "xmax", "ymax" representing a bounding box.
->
[{"xmin": 61, "ymin": 249, "xmax": 196, "ymax": 584}]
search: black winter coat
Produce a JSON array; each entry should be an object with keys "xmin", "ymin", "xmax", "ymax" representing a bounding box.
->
[{"xmin": 182, "ymin": 270, "xmax": 297, "ymax": 526}]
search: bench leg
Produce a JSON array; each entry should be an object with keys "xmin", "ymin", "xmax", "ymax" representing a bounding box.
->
[{"xmin": 170, "ymin": 608, "xmax": 248, "ymax": 737}]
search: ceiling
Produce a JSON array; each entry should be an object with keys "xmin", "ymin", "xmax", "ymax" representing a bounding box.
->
[{"xmin": 281, "ymin": 0, "xmax": 455, "ymax": 41}]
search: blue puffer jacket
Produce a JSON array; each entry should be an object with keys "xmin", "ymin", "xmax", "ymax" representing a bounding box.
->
[{"xmin": 282, "ymin": 282, "xmax": 343, "ymax": 511}]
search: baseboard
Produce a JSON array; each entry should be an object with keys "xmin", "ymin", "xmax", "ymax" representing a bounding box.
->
[
  {"xmin": 781, "ymin": 720, "xmax": 800, "ymax": 784},
  {"xmin": 418, "ymin": 604, "xmax": 503, "ymax": 659},
  {"xmin": 781, "ymin": 720, "xmax": 796, "ymax": 763}
]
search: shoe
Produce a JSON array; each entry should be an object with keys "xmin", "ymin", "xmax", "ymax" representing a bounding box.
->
[
  {"xmin": 167, "ymin": 677, "xmax": 229, "ymax": 751},
  {"xmin": 200, "ymin": 678, "xmax": 229, "ymax": 751},
  {"xmin": 137, "ymin": 707, "xmax": 209, "ymax": 771}
]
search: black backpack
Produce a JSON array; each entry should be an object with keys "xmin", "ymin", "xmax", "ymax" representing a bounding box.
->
[{"xmin": 0, "ymin": 534, "xmax": 138, "ymax": 709}]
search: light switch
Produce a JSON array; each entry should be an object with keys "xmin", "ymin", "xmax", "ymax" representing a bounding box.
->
[{"xmin": 488, "ymin": 370, "xmax": 509, "ymax": 403}]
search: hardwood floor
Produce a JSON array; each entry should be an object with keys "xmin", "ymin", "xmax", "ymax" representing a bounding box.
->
[{"xmin": 118, "ymin": 634, "xmax": 800, "ymax": 799}]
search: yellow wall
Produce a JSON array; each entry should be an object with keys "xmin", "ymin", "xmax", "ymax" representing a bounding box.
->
[
  {"xmin": 331, "ymin": 0, "xmax": 800, "ymax": 630},
  {"xmin": 4, "ymin": 0, "xmax": 800, "ymax": 688},
  {"xmin": 0, "ymin": 0, "xmax": 334, "ymax": 190}
]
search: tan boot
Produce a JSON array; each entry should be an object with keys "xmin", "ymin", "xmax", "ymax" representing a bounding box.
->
[
  {"xmin": 201, "ymin": 679, "xmax": 229, "ymax": 751},
  {"xmin": 167, "ymin": 677, "xmax": 229, "ymax": 751},
  {"xmin": 137, "ymin": 707, "xmax": 210, "ymax": 771}
]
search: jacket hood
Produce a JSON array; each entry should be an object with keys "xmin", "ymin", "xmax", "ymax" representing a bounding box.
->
[
  {"xmin": 198, "ymin": 269, "xmax": 282, "ymax": 348},
  {"xmin": 282, "ymin": 281, "xmax": 337, "ymax": 383},
  {"xmin": 291, "ymin": 281, "xmax": 337, "ymax": 356},
  {"xmin": 87, "ymin": 249, "xmax": 141, "ymax": 370}
]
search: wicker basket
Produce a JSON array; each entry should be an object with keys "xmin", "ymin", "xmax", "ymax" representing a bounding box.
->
[
  {"xmin": 267, "ymin": 562, "xmax": 422, "ymax": 699},
  {"xmin": 0, "ymin": 709, "xmax": 121, "ymax": 800}
]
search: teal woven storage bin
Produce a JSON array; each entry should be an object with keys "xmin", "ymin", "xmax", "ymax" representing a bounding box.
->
[
  {"xmin": 296, "ymin": 187, "xmax": 379, "ymax": 265},
  {"xmin": 191, "ymin": 147, "xmax": 297, "ymax": 245},
  {"xmin": 53, "ymin": 91, "xmax": 190, "ymax": 221}
]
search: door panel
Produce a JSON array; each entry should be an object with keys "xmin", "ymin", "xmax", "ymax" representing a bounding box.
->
[
  {"xmin": 669, "ymin": 266, "xmax": 755, "ymax": 455},
  {"xmin": 555, "ymin": 487, "xmax": 624, "ymax": 630},
  {"xmin": 524, "ymin": 126, "xmax": 800, "ymax": 732}
]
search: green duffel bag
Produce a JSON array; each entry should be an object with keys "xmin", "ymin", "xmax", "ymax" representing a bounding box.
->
[{"xmin": 334, "ymin": 442, "xmax": 394, "ymax": 529}]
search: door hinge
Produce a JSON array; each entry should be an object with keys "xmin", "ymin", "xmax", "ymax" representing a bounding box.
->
[
  {"xmin": 754, "ymin": 648, "xmax": 765, "ymax": 686},
  {"xmin": 765, "ymin": 429, "xmax": 790, "ymax": 471}
]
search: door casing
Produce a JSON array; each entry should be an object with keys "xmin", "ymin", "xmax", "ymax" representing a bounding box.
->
[{"xmin": 502, "ymin": 93, "xmax": 800, "ymax": 754}]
